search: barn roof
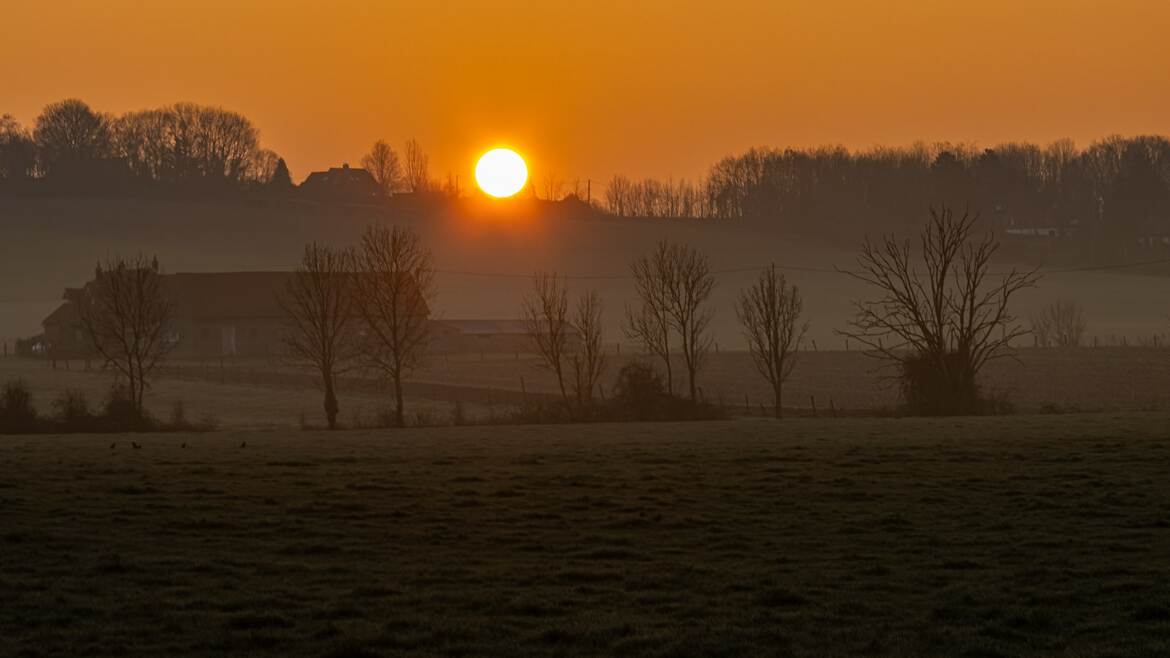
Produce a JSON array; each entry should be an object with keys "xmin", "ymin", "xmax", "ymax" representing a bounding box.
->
[
  {"xmin": 165, "ymin": 272, "xmax": 290, "ymax": 320},
  {"xmin": 45, "ymin": 271, "xmax": 430, "ymax": 326},
  {"xmin": 42, "ymin": 301, "xmax": 80, "ymax": 327}
]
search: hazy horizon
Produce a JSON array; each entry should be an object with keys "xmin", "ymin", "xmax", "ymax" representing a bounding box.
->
[{"xmin": 5, "ymin": 1, "xmax": 1169, "ymax": 183}]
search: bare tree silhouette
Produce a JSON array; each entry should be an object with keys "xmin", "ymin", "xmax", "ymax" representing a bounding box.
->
[
  {"xmin": 839, "ymin": 207, "xmax": 1040, "ymax": 415},
  {"xmin": 279, "ymin": 243, "xmax": 360, "ymax": 430},
  {"xmin": 0, "ymin": 115, "xmax": 36, "ymax": 182},
  {"xmin": 114, "ymin": 103, "xmax": 260, "ymax": 187},
  {"xmin": 1031, "ymin": 300, "xmax": 1087, "ymax": 347},
  {"xmin": 736, "ymin": 265, "xmax": 807, "ymax": 418},
  {"xmin": 404, "ymin": 138, "xmax": 430, "ymax": 193},
  {"xmin": 569, "ymin": 290, "xmax": 606, "ymax": 410},
  {"xmin": 541, "ymin": 171, "xmax": 565, "ymax": 201},
  {"xmin": 522, "ymin": 272, "xmax": 574, "ymax": 418},
  {"xmin": 34, "ymin": 99, "xmax": 112, "ymax": 177},
  {"xmin": 626, "ymin": 241, "xmax": 715, "ymax": 401},
  {"xmin": 352, "ymin": 225, "xmax": 435, "ymax": 427},
  {"xmin": 626, "ymin": 242, "xmax": 675, "ymax": 394},
  {"xmin": 361, "ymin": 140, "xmax": 403, "ymax": 195},
  {"xmin": 75, "ymin": 255, "xmax": 174, "ymax": 416},
  {"xmin": 664, "ymin": 242, "xmax": 716, "ymax": 402}
]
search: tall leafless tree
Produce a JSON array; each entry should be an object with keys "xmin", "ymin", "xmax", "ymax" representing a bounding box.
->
[
  {"xmin": 403, "ymin": 138, "xmax": 430, "ymax": 193},
  {"xmin": 522, "ymin": 272, "xmax": 574, "ymax": 418},
  {"xmin": 361, "ymin": 139, "xmax": 403, "ymax": 195},
  {"xmin": 34, "ymin": 99, "xmax": 112, "ymax": 177},
  {"xmin": 248, "ymin": 149, "xmax": 281, "ymax": 185},
  {"xmin": 1031, "ymin": 299, "xmax": 1087, "ymax": 347},
  {"xmin": 114, "ymin": 103, "xmax": 261, "ymax": 186},
  {"xmin": 278, "ymin": 243, "xmax": 359, "ymax": 430},
  {"xmin": 736, "ymin": 265, "xmax": 807, "ymax": 418},
  {"xmin": 625, "ymin": 241, "xmax": 715, "ymax": 400},
  {"xmin": 352, "ymin": 225, "xmax": 435, "ymax": 427},
  {"xmin": 541, "ymin": 171, "xmax": 565, "ymax": 201},
  {"xmin": 839, "ymin": 206, "xmax": 1040, "ymax": 415},
  {"xmin": 75, "ymin": 255, "xmax": 174, "ymax": 415},
  {"xmin": 663, "ymin": 242, "xmax": 716, "ymax": 401},
  {"xmin": 625, "ymin": 242, "xmax": 675, "ymax": 394},
  {"xmin": 569, "ymin": 290, "xmax": 606, "ymax": 410}
]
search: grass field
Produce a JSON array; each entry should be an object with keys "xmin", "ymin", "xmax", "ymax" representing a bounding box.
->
[
  {"xmin": 7, "ymin": 344, "xmax": 1170, "ymax": 433},
  {"xmin": 412, "ymin": 348, "xmax": 1170, "ymax": 414},
  {"xmin": 3, "ymin": 414, "xmax": 1169, "ymax": 657},
  {"xmin": 0, "ymin": 358, "xmax": 475, "ymax": 430}
]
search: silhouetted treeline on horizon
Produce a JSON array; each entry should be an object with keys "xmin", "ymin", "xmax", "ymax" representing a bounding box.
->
[
  {"xmin": 606, "ymin": 138, "xmax": 1170, "ymax": 253},
  {"xmin": 4, "ymin": 99, "xmax": 1170, "ymax": 261},
  {"xmin": 0, "ymin": 99, "xmax": 489, "ymax": 206},
  {"xmin": 0, "ymin": 99, "xmax": 293, "ymax": 197}
]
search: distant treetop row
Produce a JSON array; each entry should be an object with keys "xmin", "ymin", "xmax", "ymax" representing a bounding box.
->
[
  {"xmin": 0, "ymin": 99, "xmax": 443, "ymax": 201},
  {"xmin": 3, "ymin": 99, "xmax": 1170, "ymax": 253}
]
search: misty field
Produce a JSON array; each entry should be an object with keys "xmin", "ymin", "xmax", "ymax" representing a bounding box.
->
[
  {"xmin": 3, "ymin": 414, "xmax": 1169, "ymax": 657},
  {"xmin": 11, "ymin": 342, "xmax": 1170, "ymax": 434}
]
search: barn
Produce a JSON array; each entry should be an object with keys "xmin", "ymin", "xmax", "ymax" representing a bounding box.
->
[{"xmin": 42, "ymin": 272, "xmax": 294, "ymax": 360}]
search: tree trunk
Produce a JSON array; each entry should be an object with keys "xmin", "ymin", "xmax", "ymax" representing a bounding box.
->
[
  {"xmin": 323, "ymin": 376, "xmax": 339, "ymax": 430},
  {"xmin": 554, "ymin": 366, "xmax": 573, "ymax": 421},
  {"xmin": 774, "ymin": 381, "xmax": 783, "ymax": 419},
  {"xmin": 393, "ymin": 374, "xmax": 405, "ymax": 428},
  {"xmin": 662, "ymin": 351, "xmax": 673, "ymax": 396},
  {"xmin": 129, "ymin": 375, "xmax": 141, "ymax": 418}
]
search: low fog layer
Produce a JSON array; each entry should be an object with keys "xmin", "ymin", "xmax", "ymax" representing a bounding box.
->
[{"xmin": 2, "ymin": 197, "xmax": 1166, "ymax": 350}]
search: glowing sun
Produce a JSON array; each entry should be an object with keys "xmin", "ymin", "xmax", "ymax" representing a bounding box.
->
[{"xmin": 475, "ymin": 148, "xmax": 528, "ymax": 198}]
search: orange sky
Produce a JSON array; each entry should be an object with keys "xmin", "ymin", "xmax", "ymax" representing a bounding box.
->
[{"xmin": 4, "ymin": 1, "xmax": 1169, "ymax": 185}]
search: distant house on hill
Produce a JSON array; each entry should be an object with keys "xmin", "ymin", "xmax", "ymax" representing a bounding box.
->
[{"xmin": 299, "ymin": 163, "xmax": 381, "ymax": 202}]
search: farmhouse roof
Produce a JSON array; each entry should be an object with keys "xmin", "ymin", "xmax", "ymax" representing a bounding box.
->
[
  {"xmin": 45, "ymin": 270, "xmax": 430, "ymax": 327},
  {"xmin": 42, "ymin": 300, "xmax": 80, "ymax": 328},
  {"xmin": 164, "ymin": 272, "xmax": 291, "ymax": 320}
]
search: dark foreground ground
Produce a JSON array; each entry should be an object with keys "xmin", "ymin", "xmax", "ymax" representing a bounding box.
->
[{"xmin": 2, "ymin": 414, "xmax": 1169, "ymax": 657}]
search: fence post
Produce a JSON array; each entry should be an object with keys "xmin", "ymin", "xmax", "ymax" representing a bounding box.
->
[{"xmin": 810, "ymin": 395, "xmax": 818, "ymax": 418}]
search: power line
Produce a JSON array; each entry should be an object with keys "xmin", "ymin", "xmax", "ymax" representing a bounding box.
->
[{"xmin": 435, "ymin": 256, "xmax": 1170, "ymax": 281}]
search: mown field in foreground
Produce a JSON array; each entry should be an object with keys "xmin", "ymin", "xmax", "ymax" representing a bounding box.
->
[{"xmin": 2, "ymin": 415, "xmax": 1170, "ymax": 657}]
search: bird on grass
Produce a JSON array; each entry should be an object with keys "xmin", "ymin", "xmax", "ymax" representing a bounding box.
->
[
  {"xmin": 181, "ymin": 443, "xmax": 187, "ymax": 449},
  {"xmin": 109, "ymin": 442, "xmax": 116, "ymax": 450},
  {"xmin": 131, "ymin": 442, "xmax": 142, "ymax": 450},
  {"xmin": 239, "ymin": 441, "xmax": 247, "ymax": 449}
]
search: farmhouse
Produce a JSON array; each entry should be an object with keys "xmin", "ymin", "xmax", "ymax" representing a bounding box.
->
[
  {"xmin": 299, "ymin": 164, "xmax": 381, "ymax": 201},
  {"xmin": 41, "ymin": 270, "xmax": 438, "ymax": 361},
  {"xmin": 42, "ymin": 272, "xmax": 293, "ymax": 360},
  {"xmin": 40, "ymin": 270, "xmax": 557, "ymax": 361}
]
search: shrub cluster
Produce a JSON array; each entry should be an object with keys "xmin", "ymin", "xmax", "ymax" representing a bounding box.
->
[
  {"xmin": 0, "ymin": 380, "xmax": 215, "ymax": 435},
  {"xmin": 506, "ymin": 362, "xmax": 726, "ymax": 425}
]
